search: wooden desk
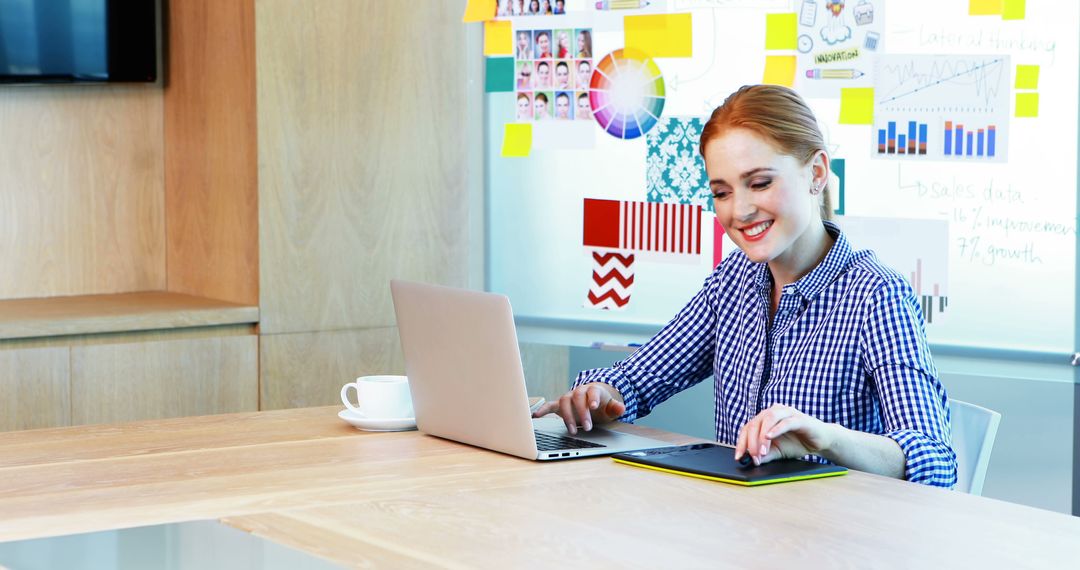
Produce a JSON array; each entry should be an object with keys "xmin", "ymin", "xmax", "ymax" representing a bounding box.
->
[{"xmin": 0, "ymin": 407, "xmax": 1076, "ymax": 568}]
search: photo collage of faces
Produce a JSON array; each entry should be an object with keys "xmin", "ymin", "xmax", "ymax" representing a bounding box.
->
[
  {"xmin": 496, "ymin": 0, "xmax": 567, "ymax": 17},
  {"xmin": 515, "ymin": 27, "xmax": 593, "ymax": 122}
]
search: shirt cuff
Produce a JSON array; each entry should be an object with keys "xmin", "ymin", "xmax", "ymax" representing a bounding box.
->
[
  {"xmin": 887, "ymin": 429, "xmax": 958, "ymax": 488},
  {"xmin": 573, "ymin": 366, "xmax": 640, "ymax": 422}
]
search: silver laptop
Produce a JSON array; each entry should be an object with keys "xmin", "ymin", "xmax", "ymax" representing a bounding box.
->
[{"xmin": 390, "ymin": 280, "xmax": 675, "ymax": 461}]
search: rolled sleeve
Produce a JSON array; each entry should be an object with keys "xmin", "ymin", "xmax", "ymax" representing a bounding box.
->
[{"xmin": 860, "ymin": 279, "xmax": 958, "ymax": 488}]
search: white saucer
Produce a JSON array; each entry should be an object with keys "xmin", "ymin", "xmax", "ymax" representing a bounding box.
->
[{"xmin": 338, "ymin": 409, "xmax": 417, "ymax": 432}]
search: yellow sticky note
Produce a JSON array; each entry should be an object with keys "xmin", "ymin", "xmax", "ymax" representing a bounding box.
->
[
  {"xmin": 968, "ymin": 0, "xmax": 1002, "ymax": 15},
  {"xmin": 502, "ymin": 123, "xmax": 532, "ymax": 157},
  {"xmin": 624, "ymin": 13, "xmax": 693, "ymax": 58},
  {"xmin": 484, "ymin": 20, "xmax": 513, "ymax": 56},
  {"xmin": 763, "ymin": 55, "xmax": 796, "ymax": 87},
  {"xmin": 839, "ymin": 87, "xmax": 874, "ymax": 125},
  {"xmin": 462, "ymin": 0, "xmax": 495, "ymax": 22},
  {"xmin": 765, "ymin": 13, "xmax": 797, "ymax": 51},
  {"xmin": 1015, "ymin": 92, "xmax": 1039, "ymax": 117},
  {"xmin": 1002, "ymin": 0, "xmax": 1026, "ymax": 20},
  {"xmin": 1015, "ymin": 65, "xmax": 1039, "ymax": 89}
]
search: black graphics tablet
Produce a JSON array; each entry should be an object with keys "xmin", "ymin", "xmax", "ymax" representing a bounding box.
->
[{"xmin": 612, "ymin": 443, "xmax": 847, "ymax": 486}]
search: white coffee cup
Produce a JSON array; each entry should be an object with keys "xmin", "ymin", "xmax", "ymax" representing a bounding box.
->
[{"xmin": 340, "ymin": 375, "xmax": 413, "ymax": 419}]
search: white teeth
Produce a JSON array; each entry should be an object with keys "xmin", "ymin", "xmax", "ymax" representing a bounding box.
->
[{"xmin": 744, "ymin": 221, "xmax": 772, "ymax": 237}]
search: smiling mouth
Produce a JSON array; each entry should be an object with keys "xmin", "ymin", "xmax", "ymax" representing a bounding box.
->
[{"xmin": 741, "ymin": 220, "xmax": 773, "ymax": 241}]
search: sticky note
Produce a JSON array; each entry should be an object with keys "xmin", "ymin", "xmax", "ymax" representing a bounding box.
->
[
  {"xmin": 1015, "ymin": 92, "xmax": 1039, "ymax": 117},
  {"xmin": 502, "ymin": 123, "xmax": 532, "ymax": 157},
  {"xmin": 762, "ymin": 55, "xmax": 796, "ymax": 87},
  {"xmin": 462, "ymin": 0, "xmax": 495, "ymax": 22},
  {"xmin": 485, "ymin": 57, "xmax": 515, "ymax": 92},
  {"xmin": 765, "ymin": 13, "xmax": 797, "ymax": 50},
  {"xmin": 838, "ymin": 87, "xmax": 874, "ymax": 124},
  {"xmin": 1014, "ymin": 65, "xmax": 1039, "ymax": 89},
  {"xmin": 624, "ymin": 13, "xmax": 693, "ymax": 58},
  {"xmin": 968, "ymin": 0, "xmax": 1002, "ymax": 15},
  {"xmin": 1002, "ymin": 0, "xmax": 1026, "ymax": 20},
  {"xmin": 484, "ymin": 20, "xmax": 513, "ymax": 55}
]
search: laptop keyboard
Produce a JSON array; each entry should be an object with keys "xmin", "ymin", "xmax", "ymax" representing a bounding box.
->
[{"xmin": 534, "ymin": 430, "xmax": 606, "ymax": 451}]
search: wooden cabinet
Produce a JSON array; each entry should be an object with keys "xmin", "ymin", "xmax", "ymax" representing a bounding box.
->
[
  {"xmin": 0, "ymin": 0, "xmax": 480, "ymax": 430},
  {"xmin": 0, "ymin": 0, "xmax": 259, "ymax": 430}
]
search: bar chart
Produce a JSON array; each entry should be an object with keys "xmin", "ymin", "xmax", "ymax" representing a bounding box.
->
[
  {"xmin": 877, "ymin": 120, "xmax": 928, "ymax": 156},
  {"xmin": 944, "ymin": 121, "xmax": 997, "ymax": 158}
]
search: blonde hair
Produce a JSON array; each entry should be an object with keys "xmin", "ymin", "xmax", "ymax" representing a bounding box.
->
[{"xmin": 698, "ymin": 85, "xmax": 833, "ymax": 220}]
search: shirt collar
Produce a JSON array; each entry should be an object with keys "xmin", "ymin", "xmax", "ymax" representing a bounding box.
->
[{"xmin": 752, "ymin": 220, "xmax": 852, "ymax": 302}]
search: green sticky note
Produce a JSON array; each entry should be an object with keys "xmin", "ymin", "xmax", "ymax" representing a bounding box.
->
[
  {"xmin": 765, "ymin": 13, "xmax": 797, "ymax": 51},
  {"xmin": 1002, "ymin": 0, "xmax": 1026, "ymax": 20},
  {"xmin": 502, "ymin": 123, "xmax": 532, "ymax": 157},
  {"xmin": 485, "ymin": 57, "xmax": 514, "ymax": 92},
  {"xmin": 839, "ymin": 87, "xmax": 874, "ymax": 125},
  {"xmin": 762, "ymin": 55, "xmax": 796, "ymax": 87},
  {"xmin": 1015, "ymin": 92, "xmax": 1039, "ymax": 117},
  {"xmin": 1014, "ymin": 65, "xmax": 1039, "ymax": 89}
]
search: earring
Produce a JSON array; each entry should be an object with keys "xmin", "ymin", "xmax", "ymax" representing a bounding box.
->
[{"xmin": 810, "ymin": 183, "xmax": 821, "ymax": 195}]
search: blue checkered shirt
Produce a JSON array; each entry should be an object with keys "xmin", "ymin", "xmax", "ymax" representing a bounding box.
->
[{"xmin": 576, "ymin": 221, "xmax": 957, "ymax": 488}]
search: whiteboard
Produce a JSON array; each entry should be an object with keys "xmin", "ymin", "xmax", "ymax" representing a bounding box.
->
[{"xmin": 487, "ymin": 0, "xmax": 1078, "ymax": 353}]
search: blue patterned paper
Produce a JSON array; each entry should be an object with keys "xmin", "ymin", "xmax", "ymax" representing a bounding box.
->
[{"xmin": 645, "ymin": 117, "xmax": 712, "ymax": 212}]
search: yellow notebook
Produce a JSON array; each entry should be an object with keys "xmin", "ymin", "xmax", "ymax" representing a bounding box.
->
[{"xmin": 612, "ymin": 443, "xmax": 847, "ymax": 486}]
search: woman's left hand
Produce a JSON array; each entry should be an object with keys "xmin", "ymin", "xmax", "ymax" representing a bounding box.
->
[{"xmin": 734, "ymin": 404, "xmax": 838, "ymax": 466}]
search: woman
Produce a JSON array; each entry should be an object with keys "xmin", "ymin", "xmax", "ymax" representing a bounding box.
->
[
  {"xmin": 516, "ymin": 30, "xmax": 531, "ymax": 60},
  {"xmin": 516, "ymin": 92, "xmax": 533, "ymax": 121},
  {"xmin": 534, "ymin": 85, "xmax": 957, "ymax": 488},
  {"xmin": 576, "ymin": 29, "xmax": 592, "ymax": 58},
  {"xmin": 556, "ymin": 31, "xmax": 571, "ymax": 59}
]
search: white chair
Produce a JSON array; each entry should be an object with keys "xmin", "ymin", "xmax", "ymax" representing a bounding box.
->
[{"xmin": 950, "ymin": 399, "xmax": 1001, "ymax": 496}]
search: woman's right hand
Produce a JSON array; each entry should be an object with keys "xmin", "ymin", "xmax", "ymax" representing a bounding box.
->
[{"xmin": 531, "ymin": 382, "xmax": 626, "ymax": 435}]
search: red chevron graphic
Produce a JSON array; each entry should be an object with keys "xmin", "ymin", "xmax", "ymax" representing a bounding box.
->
[
  {"xmin": 586, "ymin": 248, "xmax": 634, "ymax": 310},
  {"xmin": 592, "ymin": 269, "xmax": 634, "ymax": 288},
  {"xmin": 592, "ymin": 251, "xmax": 634, "ymax": 265},
  {"xmin": 587, "ymin": 289, "xmax": 630, "ymax": 308}
]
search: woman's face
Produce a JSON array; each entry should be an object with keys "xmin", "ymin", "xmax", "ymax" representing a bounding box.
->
[
  {"xmin": 555, "ymin": 64, "xmax": 570, "ymax": 88},
  {"xmin": 703, "ymin": 128, "xmax": 825, "ymax": 271},
  {"xmin": 556, "ymin": 96, "xmax": 570, "ymax": 118},
  {"xmin": 577, "ymin": 61, "xmax": 591, "ymax": 88},
  {"xmin": 518, "ymin": 32, "xmax": 529, "ymax": 51},
  {"xmin": 577, "ymin": 95, "xmax": 591, "ymax": 119},
  {"xmin": 534, "ymin": 97, "xmax": 548, "ymax": 118},
  {"xmin": 578, "ymin": 33, "xmax": 586, "ymax": 51},
  {"xmin": 536, "ymin": 63, "xmax": 551, "ymax": 87},
  {"xmin": 517, "ymin": 96, "xmax": 531, "ymax": 119},
  {"xmin": 537, "ymin": 34, "xmax": 550, "ymax": 55}
]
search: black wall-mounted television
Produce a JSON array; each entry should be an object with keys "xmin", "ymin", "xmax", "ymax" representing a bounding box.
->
[{"xmin": 0, "ymin": 0, "xmax": 161, "ymax": 85}]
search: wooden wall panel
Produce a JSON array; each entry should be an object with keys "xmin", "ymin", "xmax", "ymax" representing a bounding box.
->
[
  {"xmin": 165, "ymin": 0, "xmax": 259, "ymax": 305},
  {"xmin": 519, "ymin": 343, "xmax": 571, "ymax": 402},
  {"xmin": 260, "ymin": 328, "xmax": 404, "ymax": 410},
  {"xmin": 0, "ymin": 347, "xmax": 70, "ymax": 431},
  {"xmin": 71, "ymin": 335, "xmax": 258, "ymax": 425},
  {"xmin": 256, "ymin": 0, "xmax": 479, "ymax": 334},
  {"xmin": 0, "ymin": 86, "xmax": 165, "ymax": 299}
]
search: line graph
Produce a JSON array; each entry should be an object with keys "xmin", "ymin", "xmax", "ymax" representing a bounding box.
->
[{"xmin": 875, "ymin": 55, "xmax": 1009, "ymax": 113}]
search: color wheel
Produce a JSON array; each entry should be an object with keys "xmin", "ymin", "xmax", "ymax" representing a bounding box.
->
[{"xmin": 589, "ymin": 49, "xmax": 666, "ymax": 140}]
